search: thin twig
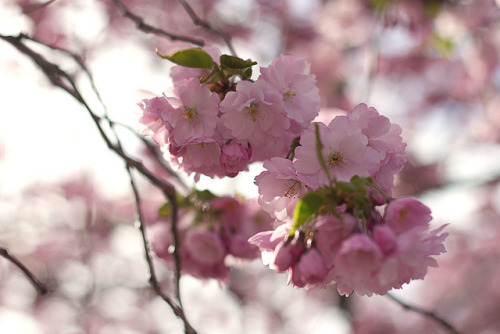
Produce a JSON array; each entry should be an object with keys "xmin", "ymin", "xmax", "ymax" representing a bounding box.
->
[
  {"xmin": 386, "ymin": 292, "xmax": 462, "ymax": 334},
  {"xmin": 110, "ymin": 0, "xmax": 205, "ymax": 47},
  {"xmin": 126, "ymin": 166, "xmax": 196, "ymax": 334},
  {"xmin": 0, "ymin": 247, "xmax": 48, "ymax": 295},
  {"xmin": 0, "ymin": 32, "xmax": 191, "ymax": 331},
  {"xmin": 177, "ymin": 0, "xmax": 237, "ymax": 56}
]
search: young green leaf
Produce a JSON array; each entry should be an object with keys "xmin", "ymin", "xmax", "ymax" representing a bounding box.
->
[
  {"xmin": 220, "ymin": 55, "xmax": 257, "ymax": 69},
  {"xmin": 156, "ymin": 48, "xmax": 214, "ymax": 69},
  {"xmin": 292, "ymin": 191, "xmax": 325, "ymax": 232},
  {"xmin": 220, "ymin": 55, "xmax": 257, "ymax": 78}
]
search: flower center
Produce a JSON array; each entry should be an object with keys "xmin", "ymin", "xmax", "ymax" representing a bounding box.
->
[
  {"xmin": 244, "ymin": 102, "xmax": 261, "ymax": 122},
  {"xmin": 283, "ymin": 87, "xmax": 297, "ymax": 103},
  {"xmin": 184, "ymin": 106, "xmax": 198, "ymax": 123},
  {"xmin": 283, "ymin": 180, "xmax": 300, "ymax": 198},
  {"xmin": 327, "ymin": 150, "xmax": 344, "ymax": 167}
]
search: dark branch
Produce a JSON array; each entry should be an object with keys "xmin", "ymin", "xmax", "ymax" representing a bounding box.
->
[
  {"xmin": 0, "ymin": 32, "xmax": 192, "ymax": 331},
  {"xmin": 0, "ymin": 247, "xmax": 48, "ymax": 295},
  {"xmin": 110, "ymin": 0, "xmax": 205, "ymax": 47},
  {"xmin": 386, "ymin": 292, "xmax": 462, "ymax": 334},
  {"xmin": 178, "ymin": 0, "xmax": 237, "ymax": 56},
  {"xmin": 127, "ymin": 167, "xmax": 196, "ymax": 334}
]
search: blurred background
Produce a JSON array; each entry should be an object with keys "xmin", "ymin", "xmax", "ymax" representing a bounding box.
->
[{"xmin": 1, "ymin": 0, "xmax": 500, "ymax": 333}]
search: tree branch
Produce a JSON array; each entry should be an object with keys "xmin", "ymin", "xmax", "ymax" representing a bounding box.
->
[
  {"xmin": 386, "ymin": 292, "xmax": 462, "ymax": 334},
  {"xmin": 177, "ymin": 0, "xmax": 237, "ymax": 56},
  {"xmin": 126, "ymin": 166, "xmax": 196, "ymax": 334},
  {"xmin": 110, "ymin": 0, "xmax": 205, "ymax": 47},
  {"xmin": 0, "ymin": 247, "xmax": 48, "ymax": 295},
  {"xmin": 0, "ymin": 32, "xmax": 192, "ymax": 331}
]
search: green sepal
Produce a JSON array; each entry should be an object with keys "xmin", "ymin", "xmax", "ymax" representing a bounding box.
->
[
  {"xmin": 220, "ymin": 55, "xmax": 257, "ymax": 78},
  {"xmin": 156, "ymin": 48, "xmax": 214, "ymax": 69},
  {"xmin": 291, "ymin": 191, "xmax": 325, "ymax": 235}
]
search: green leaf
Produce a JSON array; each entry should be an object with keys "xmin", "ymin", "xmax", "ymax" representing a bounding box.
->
[
  {"xmin": 220, "ymin": 55, "xmax": 257, "ymax": 78},
  {"xmin": 156, "ymin": 48, "xmax": 214, "ymax": 69},
  {"xmin": 195, "ymin": 189, "xmax": 218, "ymax": 201},
  {"xmin": 158, "ymin": 202, "xmax": 172, "ymax": 218},
  {"xmin": 292, "ymin": 192, "xmax": 325, "ymax": 231},
  {"xmin": 220, "ymin": 55, "xmax": 257, "ymax": 69}
]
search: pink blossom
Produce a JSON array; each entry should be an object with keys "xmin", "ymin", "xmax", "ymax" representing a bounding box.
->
[
  {"xmin": 294, "ymin": 120, "xmax": 381, "ymax": 186},
  {"xmin": 371, "ymin": 151, "xmax": 407, "ymax": 198},
  {"xmin": 219, "ymin": 80, "xmax": 290, "ymax": 161},
  {"xmin": 169, "ymin": 139, "xmax": 224, "ymax": 180},
  {"xmin": 290, "ymin": 249, "xmax": 329, "ymax": 288},
  {"xmin": 348, "ymin": 104, "xmax": 406, "ymax": 159},
  {"xmin": 314, "ymin": 214, "xmax": 356, "ymax": 267},
  {"xmin": 184, "ymin": 229, "xmax": 226, "ymax": 265},
  {"xmin": 220, "ymin": 141, "xmax": 252, "ymax": 177},
  {"xmin": 272, "ymin": 241, "xmax": 300, "ymax": 272},
  {"xmin": 334, "ymin": 234, "xmax": 384, "ymax": 284},
  {"xmin": 248, "ymin": 224, "xmax": 290, "ymax": 266},
  {"xmin": 226, "ymin": 234, "xmax": 260, "ymax": 259},
  {"xmin": 137, "ymin": 96, "xmax": 171, "ymax": 146},
  {"xmin": 255, "ymin": 157, "xmax": 309, "ymax": 221},
  {"xmin": 163, "ymin": 78, "xmax": 220, "ymax": 146},
  {"xmin": 259, "ymin": 54, "xmax": 321, "ymax": 127},
  {"xmin": 384, "ymin": 197, "xmax": 433, "ymax": 234},
  {"xmin": 348, "ymin": 103, "xmax": 407, "ymax": 195},
  {"xmin": 371, "ymin": 224, "xmax": 448, "ymax": 293}
]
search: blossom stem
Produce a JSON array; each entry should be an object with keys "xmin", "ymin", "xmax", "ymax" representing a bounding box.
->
[{"xmin": 314, "ymin": 123, "xmax": 334, "ymax": 186}]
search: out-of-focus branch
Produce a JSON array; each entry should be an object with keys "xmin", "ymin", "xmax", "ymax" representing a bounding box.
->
[
  {"xmin": 19, "ymin": 33, "xmax": 187, "ymax": 191},
  {"xmin": 386, "ymin": 292, "xmax": 462, "ymax": 334},
  {"xmin": 0, "ymin": 32, "xmax": 191, "ymax": 332},
  {"xmin": 0, "ymin": 247, "xmax": 48, "ymax": 295},
  {"xmin": 0, "ymin": 34, "xmax": 175, "ymax": 198},
  {"xmin": 178, "ymin": 0, "xmax": 237, "ymax": 56},
  {"xmin": 110, "ymin": 0, "xmax": 205, "ymax": 47},
  {"xmin": 22, "ymin": 0, "xmax": 57, "ymax": 14},
  {"xmin": 127, "ymin": 167, "xmax": 196, "ymax": 334}
]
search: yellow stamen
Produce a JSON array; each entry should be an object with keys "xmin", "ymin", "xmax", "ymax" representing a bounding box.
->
[
  {"xmin": 283, "ymin": 180, "xmax": 300, "ymax": 198},
  {"xmin": 283, "ymin": 87, "xmax": 297, "ymax": 103},
  {"xmin": 327, "ymin": 150, "xmax": 344, "ymax": 167},
  {"xmin": 244, "ymin": 102, "xmax": 261, "ymax": 122},
  {"xmin": 184, "ymin": 106, "xmax": 198, "ymax": 123}
]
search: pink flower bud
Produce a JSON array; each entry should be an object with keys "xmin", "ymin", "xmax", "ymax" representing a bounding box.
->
[
  {"xmin": 184, "ymin": 230, "xmax": 226, "ymax": 265},
  {"xmin": 384, "ymin": 198, "xmax": 432, "ymax": 234},
  {"xmin": 220, "ymin": 141, "xmax": 251, "ymax": 177}
]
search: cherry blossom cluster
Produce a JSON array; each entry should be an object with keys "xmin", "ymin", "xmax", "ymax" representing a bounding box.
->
[
  {"xmin": 138, "ymin": 49, "xmax": 320, "ymax": 180},
  {"xmin": 250, "ymin": 104, "xmax": 448, "ymax": 296},
  {"xmin": 151, "ymin": 194, "xmax": 273, "ymax": 282}
]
